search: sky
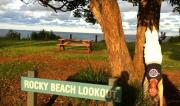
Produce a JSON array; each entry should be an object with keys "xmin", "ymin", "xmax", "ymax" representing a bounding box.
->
[{"xmin": 0, "ymin": 0, "xmax": 179, "ymax": 36}]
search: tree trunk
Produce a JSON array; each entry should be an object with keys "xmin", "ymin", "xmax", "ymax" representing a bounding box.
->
[
  {"xmin": 133, "ymin": 0, "xmax": 162, "ymax": 81},
  {"xmin": 90, "ymin": 0, "xmax": 134, "ymax": 79},
  {"xmin": 133, "ymin": 25, "xmax": 146, "ymax": 80}
]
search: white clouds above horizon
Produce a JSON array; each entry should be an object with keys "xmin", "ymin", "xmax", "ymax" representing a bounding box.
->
[
  {"xmin": 0, "ymin": 0, "xmax": 179, "ymax": 35},
  {"xmin": 0, "ymin": 0, "xmax": 23, "ymax": 10}
]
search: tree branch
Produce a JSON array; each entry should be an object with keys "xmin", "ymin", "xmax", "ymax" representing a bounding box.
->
[
  {"xmin": 21, "ymin": 0, "xmax": 34, "ymax": 4},
  {"xmin": 90, "ymin": 0, "xmax": 102, "ymax": 23},
  {"xmin": 38, "ymin": 0, "xmax": 69, "ymax": 12}
]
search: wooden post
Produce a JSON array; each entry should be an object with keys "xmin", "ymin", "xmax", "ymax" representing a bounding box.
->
[
  {"xmin": 95, "ymin": 35, "xmax": 98, "ymax": 43},
  {"xmin": 108, "ymin": 78, "xmax": 118, "ymax": 106},
  {"xmin": 27, "ymin": 70, "xmax": 37, "ymax": 106},
  {"xmin": 70, "ymin": 34, "xmax": 72, "ymax": 39}
]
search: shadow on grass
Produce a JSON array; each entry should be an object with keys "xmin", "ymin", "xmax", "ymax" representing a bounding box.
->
[
  {"xmin": 46, "ymin": 68, "xmax": 142, "ymax": 106},
  {"xmin": 46, "ymin": 67, "xmax": 109, "ymax": 106},
  {"xmin": 116, "ymin": 71, "xmax": 140, "ymax": 106},
  {"xmin": 163, "ymin": 74, "xmax": 180, "ymax": 106},
  {"xmin": 47, "ymin": 68, "xmax": 180, "ymax": 106}
]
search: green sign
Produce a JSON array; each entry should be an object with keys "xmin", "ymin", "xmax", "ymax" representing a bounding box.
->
[{"xmin": 21, "ymin": 77, "xmax": 121, "ymax": 102}]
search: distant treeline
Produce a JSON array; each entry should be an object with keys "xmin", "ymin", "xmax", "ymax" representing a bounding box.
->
[
  {"xmin": 0, "ymin": 30, "xmax": 21, "ymax": 40},
  {"xmin": 30, "ymin": 29, "xmax": 60, "ymax": 40},
  {"xmin": 0, "ymin": 29, "xmax": 60, "ymax": 40}
]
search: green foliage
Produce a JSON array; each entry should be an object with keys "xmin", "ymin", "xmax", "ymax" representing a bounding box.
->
[
  {"xmin": 5, "ymin": 30, "xmax": 21, "ymax": 40},
  {"xmin": 30, "ymin": 32, "xmax": 38, "ymax": 40},
  {"xmin": 30, "ymin": 29, "xmax": 60, "ymax": 40},
  {"xmin": 68, "ymin": 66, "xmax": 110, "ymax": 84}
]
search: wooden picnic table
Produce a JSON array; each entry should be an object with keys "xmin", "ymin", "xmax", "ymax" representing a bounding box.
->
[{"xmin": 56, "ymin": 38, "xmax": 92, "ymax": 53}]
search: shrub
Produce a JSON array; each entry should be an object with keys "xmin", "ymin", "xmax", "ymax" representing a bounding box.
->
[
  {"xmin": 30, "ymin": 29, "xmax": 60, "ymax": 40},
  {"xmin": 68, "ymin": 66, "xmax": 110, "ymax": 84},
  {"xmin": 5, "ymin": 30, "xmax": 21, "ymax": 40}
]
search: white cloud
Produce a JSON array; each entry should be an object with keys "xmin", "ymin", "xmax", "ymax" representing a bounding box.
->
[
  {"xmin": 24, "ymin": 11, "xmax": 48, "ymax": 18},
  {"xmin": 118, "ymin": 0, "xmax": 138, "ymax": 12},
  {"xmin": 0, "ymin": 0, "xmax": 179, "ymax": 35},
  {"xmin": 0, "ymin": 0, "xmax": 24, "ymax": 10},
  {"xmin": 0, "ymin": 0, "xmax": 12, "ymax": 7},
  {"xmin": 0, "ymin": 22, "xmax": 102, "ymax": 33},
  {"xmin": 124, "ymin": 12, "xmax": 137, "ymax": 20},
  {"xmin": 161, "ymin": 1, "xmax": 174, "ymax": 13},
  {"xmin": 0, "ymin": 10, "xmax": 4, "ymax": 14},
  {"xmin": 160, "ymin": 12, "xmax": 180, "ymax": 36},
  {"xmin": 40, "ymin": 18, "xmax": 64, "ymax": 25}
]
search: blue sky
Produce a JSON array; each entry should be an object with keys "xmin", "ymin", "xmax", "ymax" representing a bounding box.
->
[{"xmin": 0, "ymin": 0, "xmax": 179, "ymax": 36}]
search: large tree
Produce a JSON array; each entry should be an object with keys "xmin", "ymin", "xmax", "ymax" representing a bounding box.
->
[
  {"xmin": 22, "ymin": 0, "xmax": 179, "ymax": 81},
  {"xmin": 133, "ymin": 0, "xmax": 162, "ymax": 80},
  {"xmin": 126, "ymin": 0, "xmax": 179, "ymax": 79},
  {"xmin": 90, "ymin": 0, "xmax": 135, "ymax": 79}
]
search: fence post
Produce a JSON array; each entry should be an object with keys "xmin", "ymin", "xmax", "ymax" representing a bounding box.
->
[
  {"xmin": 108, "ymin": 78, "xmax": 118, "ymax": 106},
  {"xmin": 27, "ymin": 70, "xmax": 37, "ymax": 106},
  {"xmin": 70, "ymin": 34, "xmax": 72, "ymax": 39},
  {"xmin": 95, "ymin": 35, "xmax": 98, "ymax": 43}
]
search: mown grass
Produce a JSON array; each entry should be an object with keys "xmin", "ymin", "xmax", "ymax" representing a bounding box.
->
[
  {"xmin": 0, "ymin": 40, "xmax": 56, "ymax": 57},
  {"xmin": 161, "ymin": 42, "xmax": 180, "ymax": 71},
  {"xmin": 56, "ymin": 53, "xmax": 107, "ymax": 61},
  {"xmin": 0, "ymin": 39, "xmax": 179, "ymax": 71},
  {"xmin": 0, "ymin": 40, "xmax": 108, "ymax": 61}
]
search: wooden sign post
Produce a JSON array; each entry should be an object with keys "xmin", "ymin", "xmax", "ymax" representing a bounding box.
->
[
  {"xmin": 21, "ymin": 71, "xmax": 122, "ymax": 106},
  {"xmin": 27, "ymin": 71, "xmax": 37, "ymax": 106}
]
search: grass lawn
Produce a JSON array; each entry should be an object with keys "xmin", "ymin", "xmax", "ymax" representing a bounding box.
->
[
  {"xmin": 0, "ymin": 40, "xmax": 179, "ymax": 75},
  {"xmin": 0, "ymin": 40, "xmax": 108, "ymax": 78},
  {"xmin": 0, "ymin": 39, "xmax": 179, "ymax": 106},
  {"xmin": 0, "ymin": 40, "xmax": 108, "ymax": 60},
  {"xmin": 0, "ymin": 39, "xmax": 179, "ymax": 80},
  {"xmin": 161, "ymin": 42, "xmax": 180, "ymax": 71}
]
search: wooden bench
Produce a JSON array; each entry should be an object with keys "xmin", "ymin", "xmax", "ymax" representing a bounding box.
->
[{"xmin": 56, "ymin": 39, "xmax": 92, "ymax": 53}]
